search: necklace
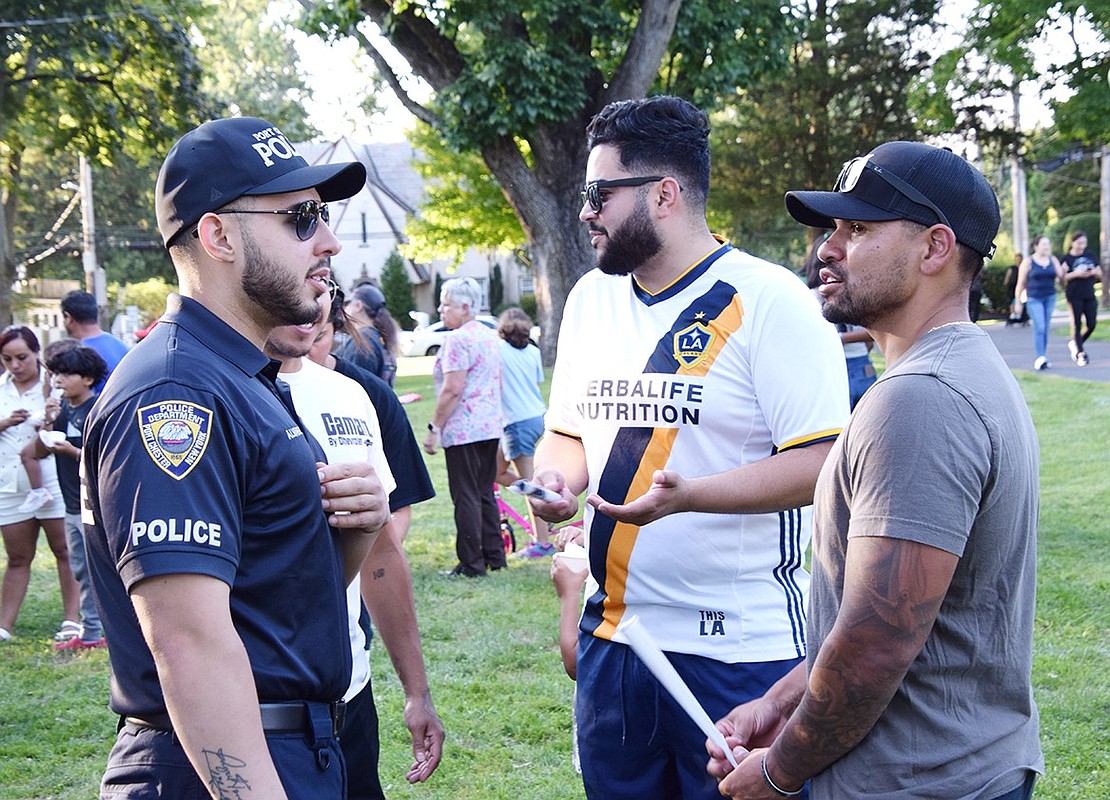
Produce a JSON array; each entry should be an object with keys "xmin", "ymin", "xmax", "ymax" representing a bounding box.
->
[{"xmin": 927, "ymin": 321, "xmax": 977, "ymax": 334}]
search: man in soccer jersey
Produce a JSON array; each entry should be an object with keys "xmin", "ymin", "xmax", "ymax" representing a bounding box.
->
[
  {"xmin": 705, "ymin": 143, "xmax": 1043, "ymax": 799},
  {"xmin": 531, "ymin": 96, "xmax": 848, "ymax": 800}
]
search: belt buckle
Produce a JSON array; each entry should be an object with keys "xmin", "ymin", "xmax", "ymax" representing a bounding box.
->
[{"xmin": 332, "ymin": 700, "xmax": 346, "ymax": 737}]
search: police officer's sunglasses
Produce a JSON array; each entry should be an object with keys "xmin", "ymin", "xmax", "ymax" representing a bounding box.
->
[
  {"xmin": 580, "ymin": 176, "xmax": 665, "ymax": 214},
  {"xmin": 834, "ymin": 157, "xmax": 950, "ymax": 229},
  {"xmin": 211, "ymin": 199, "xmax": 330, "ymax": 241}
]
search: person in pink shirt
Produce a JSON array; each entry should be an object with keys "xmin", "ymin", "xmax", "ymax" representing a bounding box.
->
[{"xmin": 423, "ymin": 278, "xmax": 504, "ymax": 577}]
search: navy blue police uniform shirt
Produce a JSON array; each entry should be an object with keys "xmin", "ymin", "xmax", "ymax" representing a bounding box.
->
[
  {"xmin": 333, "ymin": 355, "xmax": 435, "ymax": 512},
  {"xmin": 82, "ymin": 294, "xmax": 352, "ymax": 717}
]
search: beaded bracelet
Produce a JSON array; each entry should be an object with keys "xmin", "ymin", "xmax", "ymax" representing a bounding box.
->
[{"xmin": 761, "ymin": 753, "xmax": 803, "ymax": 797}]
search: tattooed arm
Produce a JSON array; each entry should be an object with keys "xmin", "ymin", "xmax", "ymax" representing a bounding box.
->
[
  {"xmin": 132, "ymin": 574, "xmax": 289, "ymax": 800},
  {"xmin": 716, "ymin": 535, "xmax": 959, "ymax": 799}
]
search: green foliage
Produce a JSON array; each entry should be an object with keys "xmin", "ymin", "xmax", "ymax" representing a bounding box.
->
[
  {"xmin": 114, "ymin": 277, "xmax": 177, "ymax": 324},
  {"xmin": 1057, "ymin": 212, "xmax": 1100, "ymax": 253},
  {"xmin": 380, "ymin": 250, "xmax": 417, "ymax": 329},
  {"xmin": 436, "ymin": 0, "xmax": 606, "ymax": 149},
  {"xmin": 401, "ymin": 123, "xmax": 525, "ymax": 266},
  {"xmin": 980, "ymin": 262, "xmax": 1011, "ymax": 314},
  {"xmin": 659, "ymin": 0, "xmax": 796, "ymax": 103},
  {"xmin": 518, "ymin": 292, "xmax": 538, "ymax": 321},
  {"xmin": 489, "ymin": 263, "xmax": 504, "ymax": 312},
  {"xmin": 708, "ymin": 0, "xmax": 941, "ymax": 263},
  {"xmin": 1, "ymin": 0, "xmax": 207, "ymax": 319},
  {"xmin": 197, "ymin": 0, "xmax": 321, "ymax": 142},
  {"xmin": 3, "ymin": 0, "xmax": 327, "ymax": 311}
]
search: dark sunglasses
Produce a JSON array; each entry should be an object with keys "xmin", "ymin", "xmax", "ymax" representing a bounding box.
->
[
  {"xmin": 208, "ymin": 199, "xmax": 331, "ymax": 241},
  {"xmin": 835, "ymin": 157, "xmax": 951, "ymax": 229},
  {"xmin": 580, "ymin": 176, "xmax": 665, "ymax": 214}
]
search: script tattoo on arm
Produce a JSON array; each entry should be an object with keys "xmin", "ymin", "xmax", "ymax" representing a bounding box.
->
[
  {"xmin": 774, "ymin": 535, "xmax": 958, "ymax": 778},
  {"xmin": 202, "ymin": 748, "xmax": 252, "ymax": 799}
]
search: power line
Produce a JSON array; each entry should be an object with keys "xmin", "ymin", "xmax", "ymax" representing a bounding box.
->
[
  {"xmin": 0, "ymin": 7, "xmax": 177, "ymax": 29},
  {"xmin": 0, "ymin": 13, "xmax": 119, "ymax": 29}
]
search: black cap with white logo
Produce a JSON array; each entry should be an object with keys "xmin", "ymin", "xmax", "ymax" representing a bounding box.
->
[
  {"xmin": 785, "ymin": 141, "xmax": 1000, "ymax": 259},
  {"xmin": 156, "ymin": 117, "xmax": 366, "ymax": 247}
]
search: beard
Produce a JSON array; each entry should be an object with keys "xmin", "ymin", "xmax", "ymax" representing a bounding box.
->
[
  {"xmin": 821, "ymin": 255, "xmax": 913, "ymax": 328},
  {"xmin": 241, "ymin": 229, "xmax": 322, "ymax": 328},
  {"xmin": 595, "ymin": 198, "xmax": 664, "ymax": 276}
]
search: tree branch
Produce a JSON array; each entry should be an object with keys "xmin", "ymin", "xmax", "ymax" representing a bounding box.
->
[
  {"xmin": 605, "ymin": 0, "xmax": 683, "ymax": 102},
  {"xmin": 349, "ymin": 27, "xmax": 439, "ymax": 126},
  {"xmin": 358, "ymin": 0, "xmax": 467, "ymax": 90}
]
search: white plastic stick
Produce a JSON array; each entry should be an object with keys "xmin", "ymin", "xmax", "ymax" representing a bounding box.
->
[
  {"xmin": 619, "ymin": 614, "xmax": 738, "ymax": 767},
  {"xmin": 507, "ymin": 479, "xmax": 562, "ymax": 503}
]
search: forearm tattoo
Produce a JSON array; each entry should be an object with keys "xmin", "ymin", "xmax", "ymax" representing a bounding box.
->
[{"xmin": 203, "ymin": 748, "xmax": 252, "ymax": 798}]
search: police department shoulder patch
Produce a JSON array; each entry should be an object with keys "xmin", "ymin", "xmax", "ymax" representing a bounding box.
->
[
  {"xmin": 137, "ymin": 401, "xmax": 213, "ymax": 480},
  {"xmin": 673, "ymin": 321, "xmax": 715, "ymax": 369}
]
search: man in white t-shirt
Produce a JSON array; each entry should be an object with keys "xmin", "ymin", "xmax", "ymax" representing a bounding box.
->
[
  {"xmin": 266, "ymin": 293, "xmax": 443, "ymax": 798},
  {"xmin": 530, "ymin": 96, "xmax": 847, "ymax": 800}
]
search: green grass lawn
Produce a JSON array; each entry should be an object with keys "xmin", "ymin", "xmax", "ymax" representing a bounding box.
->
[{"xmin": 0, "ymin": 365, "xmax": 1106, "ymax": 798}]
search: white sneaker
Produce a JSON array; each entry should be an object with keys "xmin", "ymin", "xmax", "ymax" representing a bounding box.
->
[
  {"xmin": 1077, "ymin": 352, "xmax": 1089, "ymax": 367},
  {"xmin": 1068, "ymin": 339, "xmax": 1079, "ymax": 362},
  {"xmin": 1033, "ymin": 356, "xmax": 1048, "ymax": 371},
  {"xmin": 17, "ymin": 487, "xmax": 52, "ymax": 514}
]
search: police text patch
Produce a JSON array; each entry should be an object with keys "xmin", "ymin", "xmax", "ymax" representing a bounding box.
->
[{"xmin": 137, "ymin": 401, "xmax": 213, "ymax": 480}]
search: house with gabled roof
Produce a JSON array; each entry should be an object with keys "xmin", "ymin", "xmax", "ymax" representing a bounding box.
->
[{"xmin": 296, "ymin": 137, "xmax": 532, "ymax": 318}]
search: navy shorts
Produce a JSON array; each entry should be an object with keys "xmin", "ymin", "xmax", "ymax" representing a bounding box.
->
[
  {"xmin": 576, "ymin": 633, "xmax": 805, "ymax": 800},
  {"xmin": 501, "ymin": 416, "xmax": 544, "ymax": 460},
  {"xmin": 100, "ymin": 717, "xmax": 345, "ymax": 799}
]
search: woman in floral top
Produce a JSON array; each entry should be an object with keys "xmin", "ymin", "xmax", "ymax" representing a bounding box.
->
[{"xmin": 423, "ymin": 278, "xmax": 504, "ymax": 577}]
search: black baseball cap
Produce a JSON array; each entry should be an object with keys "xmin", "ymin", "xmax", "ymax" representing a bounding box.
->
[
  {"xmin": 350, "ymin": 283, "xmax": 386, "ymax": 314},
  {"xmin": 785, "ymin": 141, "xmax": 1000, "ymax": 258},
  {"xmin": 156, "ymin": 117, "xmax": 367, "ymax": 247}
]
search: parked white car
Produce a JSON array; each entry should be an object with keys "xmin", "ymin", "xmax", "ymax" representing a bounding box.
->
[{"xmin": 399, "ymin": 316, "xmax": 498, "ymax": 357}]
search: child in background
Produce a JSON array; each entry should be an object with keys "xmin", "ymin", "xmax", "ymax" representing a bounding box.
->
[
  {"xmin": 29, "ymin": 345, "xmax": 107, "ymax": 649},
  {"xmin": 16, "ymin": 340, "xmax": 77, "ymax": 514}
]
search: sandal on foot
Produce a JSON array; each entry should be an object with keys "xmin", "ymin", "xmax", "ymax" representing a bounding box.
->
[{"xmin": 54, "ymin": 620, "xmax": 80, "ymax": 641}]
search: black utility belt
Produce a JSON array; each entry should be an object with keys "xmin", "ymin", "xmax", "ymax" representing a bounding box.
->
[{"xmin": 124, "ymin": 700, "xmax": 347, "ymax": 738}]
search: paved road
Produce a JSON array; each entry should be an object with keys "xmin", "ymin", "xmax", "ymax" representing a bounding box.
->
[{"xmin": 980, "ymin": 310, "xmax": 1110, "ymax": 383}]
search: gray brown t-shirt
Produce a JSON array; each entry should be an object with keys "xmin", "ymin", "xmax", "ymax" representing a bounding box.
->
[{"xmin": 809, "ymin": 323, "xmax": 1043, "ymax": 799}]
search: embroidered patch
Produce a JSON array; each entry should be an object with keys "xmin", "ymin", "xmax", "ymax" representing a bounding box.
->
[
  {"xmin": 137, "ymin": 401, "xmax": 213, "ymax": 480},
  {"xmin": 673, "ymin": 321, "xmax": 715, "ymax": 368}
]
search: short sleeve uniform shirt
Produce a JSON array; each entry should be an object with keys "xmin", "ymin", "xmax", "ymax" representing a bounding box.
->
[{"xmin": 82, "ymin": 294, "xmax": 351, "ymax": 717}]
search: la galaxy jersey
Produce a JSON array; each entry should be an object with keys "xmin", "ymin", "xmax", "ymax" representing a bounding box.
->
[{"xmin": 546, "ymin": 243, "xmax": 848, "ymax": 663}]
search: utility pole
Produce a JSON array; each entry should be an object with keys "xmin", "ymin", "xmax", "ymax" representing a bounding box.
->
[
  {"xmin": 1101, "ymin": 146, "xmax": 1109, "ymax": 308},
  {"xmin": 1010, "ymin": 85, "xmax": 1029, "ymax": 263},
  {"xmin": 78, "ymin": 155, "xmax": 108, "ymax": 314}
]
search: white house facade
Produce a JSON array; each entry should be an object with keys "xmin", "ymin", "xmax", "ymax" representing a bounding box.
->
[{"xmin": 295, "ymin": 138, "xmax": 532, "ymax": 318}]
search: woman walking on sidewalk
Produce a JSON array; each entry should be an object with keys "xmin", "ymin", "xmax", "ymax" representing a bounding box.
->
[
  {"xmin": 1015, "ymin": 235, "xmax": 1065, "ymax": 370},
  {"xmin": 1061, "ymin": 231, "xmax": 1102, "ymax": 367}
]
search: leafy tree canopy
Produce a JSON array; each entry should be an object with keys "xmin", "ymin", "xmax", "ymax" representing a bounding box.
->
[
  {"xmin": 401, "ymin": 121, "xmax": 525, "ymax": 267},
  {"xmin": 1, "ymin": 0, "xmax": 207, "ymax": 320}
]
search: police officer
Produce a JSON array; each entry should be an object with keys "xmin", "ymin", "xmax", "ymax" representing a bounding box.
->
[{"xmin": 82, "ymin": 117, "xmax": 390, "ymax": 799}]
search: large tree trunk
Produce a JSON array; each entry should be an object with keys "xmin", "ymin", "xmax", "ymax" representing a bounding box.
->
[{"xmin": 0, "ymin": 147, "xmax": 23, "ymax": 325}]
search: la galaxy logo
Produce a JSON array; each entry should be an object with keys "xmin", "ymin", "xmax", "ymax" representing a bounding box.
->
[
  {"xmin": 673, "ymin": 315, "xmax": 715, "ymax": 369},
  {"xmin": 137, "ymin": 401, "xmax": 213, "ymax": 480}
]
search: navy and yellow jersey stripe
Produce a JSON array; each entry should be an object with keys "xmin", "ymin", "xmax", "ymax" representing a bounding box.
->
[{"xmin": 585, "ymin": 250, "xmax": 747, "ymax": 640}]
